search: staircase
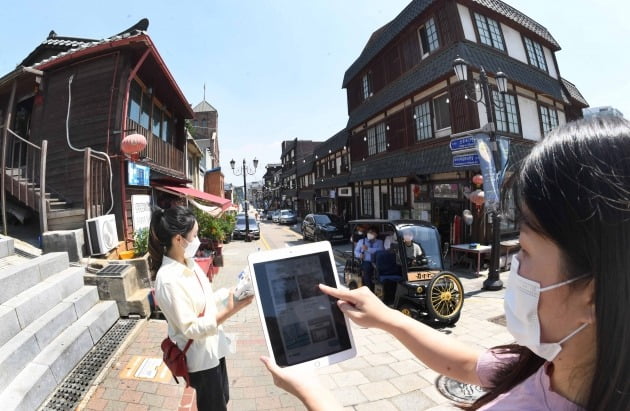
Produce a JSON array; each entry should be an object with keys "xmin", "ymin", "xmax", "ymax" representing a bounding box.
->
[
  {"xmin": 3, "ymin": 167, "xmax": 85, "ymax": 231},
  {"xmin": 0, "ymin": 235, "xmax": 119, "ymax": 410}
]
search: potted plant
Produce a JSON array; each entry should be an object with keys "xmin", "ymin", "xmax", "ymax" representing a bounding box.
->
[{"xmin": 133, "ymin": 228, "xmax": 150, "ymax": 257}]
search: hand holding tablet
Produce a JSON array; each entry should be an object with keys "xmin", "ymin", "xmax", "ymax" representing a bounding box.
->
[{"xmin": 248, "ymin": 242, "xmax": 357, "ymax": 369}]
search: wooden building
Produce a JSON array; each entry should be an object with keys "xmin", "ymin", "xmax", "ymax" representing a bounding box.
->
[
  {"xmin": 0, "ymin": 19, "xmax": 229, "ymax": 247},
  {"xmin": 340, "ymin": 0, "xmax": 588, "ymax": 242}
]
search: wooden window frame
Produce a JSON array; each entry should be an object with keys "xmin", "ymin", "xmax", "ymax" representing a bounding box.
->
[
  {"xmin": 523, "ymin": 37, "xmax": 548, "ymax": 73},
  {"xmin": 538, "ymin": 103, "xmax": 559, "ymax": 137},
  {"xmin": 414, "ymin": 100, "xmax": 433, "ymax": 141},
  {"xmin": 492, "ymin": 90, "xmax": 522, "ymax": 136},
  {"xmin": 418, "ymin": 17, "xmax": 439, "ymax": 58},
  {"xmin": 473, "ymin": 12, "xmax": 506, "ymax": 52}
]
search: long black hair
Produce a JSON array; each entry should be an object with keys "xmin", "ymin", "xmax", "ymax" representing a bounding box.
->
[
  {"xmin": 148, "ymin": 206, "xmax": 196, "ymax": 280},
  {"xmin": 469, "ymin": 116, "xmax": 630, "ymax": 410}
]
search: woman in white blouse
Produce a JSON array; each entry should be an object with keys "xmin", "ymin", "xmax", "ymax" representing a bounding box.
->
[{"xmin": 149, "ymin": 206, "xmax": 252, "ymax": 410}]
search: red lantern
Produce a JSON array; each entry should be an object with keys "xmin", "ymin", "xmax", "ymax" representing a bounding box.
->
[
  {"xmin": 472, "ymin": 174, "xmax": 483, "ymax": 186},
  {"xmin": 469, "ymin": 189, "xmax": 485, "ymax": 206},
  {"xmin": 121, "ymin": 133, "xmax": 147, "ymax": 161}
]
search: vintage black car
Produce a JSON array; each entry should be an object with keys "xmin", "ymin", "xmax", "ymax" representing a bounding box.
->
[
  {"xmin": 344, "ymin": 219, "xmax": 464, "ymax": 325},
  {"xmin": 301, "ymin": 213, "xmax": 349, "ymax": 243}
]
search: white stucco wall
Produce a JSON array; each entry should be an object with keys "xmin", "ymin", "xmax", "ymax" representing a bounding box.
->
[
  {"xmin": 518, "ymin": 95, "xmax": 542, "ymax": 141},
  {"xmin": 502, "ymin": 24, "xmax": 528, "ymax": 64},
  {"xmin": 557, "ymin": 109, "xmax": 566, "ymax": 126},
  {"xmin": 457, "ymin": 4, "xmax": 477, "ymax": 41},
  {"xmin": 543, "ymin": 47, "xmax": 558, "ymax": 79},
  {"xmin": 373, "ymin": 186, "xmax": 380, "ymax": 218}
]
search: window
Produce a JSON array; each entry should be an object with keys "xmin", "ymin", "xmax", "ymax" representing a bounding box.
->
[
  {"xmin": 140, "ymin": 93, "xmax": 151, "ymax": 130},
  {"xmin": 362, "ymin": 188, "xmax": 373, "ymax": 216},
  {"xmin": 418, "ymin": 18, "xmax": 439, "ymax": 56},
  {"xmin": 493, "ymin": 91, "xmax": 520, "ymax": 135},
  {"xmin": 128, "ymin": 81, "xmax": 142, "ymax": 123},
  {"xmin": 152, "ymin": 104, "xmax": 162, "ymax": 139},
  {"xmin": 524, "ymin": 37, "xmax": 548, "ymax": 72},
  {"xmin": 376, "ymin": 123, "xmax": 386, "ymax": 153},
  {"xmin": 362, "ymin": 73, "xmax": 372, "ymax": 100},
  {"xmin": 414, "ymin": 101, "xmax": 432, "ymax": 140},
  {"xmin": 474, "ymin": 13, "xmax": 505, "ymax": 51},
  {"xmin": 392, "ymin": 186, "xmax": 407, "ymax": 206},
  {"xmin": 539, "ymin": 105, "xmax": 559, "ymax": 136},
  {"xmin": 367, "ymin": 127, "xmax": 376, "ymax": 156},
  {"xmin": 433, "ymin": 94, "xmax": 451, "ymax": 130}
]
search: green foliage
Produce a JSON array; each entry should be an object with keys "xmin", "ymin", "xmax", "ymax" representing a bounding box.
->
[
  {"xmin": 193, "ymin": 208, "xmax": 234, "ymax": 242},
  {"xmin": 133, "ymin": 228, "xmax": 149, "ymax": 257}
]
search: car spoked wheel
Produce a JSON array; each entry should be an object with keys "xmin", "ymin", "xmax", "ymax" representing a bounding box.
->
[{"xmin": 427, "ymin": 272, "xmax": 464, "ymax": 324}]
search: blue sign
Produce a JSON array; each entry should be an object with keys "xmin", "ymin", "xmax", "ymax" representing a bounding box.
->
[
  {"xmin": 453, "ymin": 153, "xmax": 480, "ymax": 167},
  {"xmin": 449, "ymin": 136, "xmax": 477, "ymax": 151},
  {"xmin": 128, "ymin": 162, "xmax": 151, "ymax": 187}
]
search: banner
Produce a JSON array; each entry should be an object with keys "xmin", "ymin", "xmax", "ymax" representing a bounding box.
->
[{"xmin": 475, "ymin": 134, "xmax": 499, "ymax": 212}]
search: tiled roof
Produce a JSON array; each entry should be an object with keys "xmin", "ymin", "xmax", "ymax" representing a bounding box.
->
[
  {"xmin": 560, "ymin": 78, "xmax": 588, "ymax": 107},
  {"xmin": 349, "ymin": 137, "xmax": 533, "ymax": 182},
  {"xmin": 347, "ymin": 41, "xmax": 565, "ymax": 130},
  {"xmin": 27, "ymin": 31, "xmax": 145, "ymax": 70},
  {"xmin": 314, "ymin": 129, "xmax": 348, "ymax": 157},
  {"xmin": 297, "ymin": 157, "xmax": 315, "ymax": 176},
  {"xmin": 193, "ymin": 101, "xmax": 217, "ymax": 112},
  {"xmin": 343, "ymin": 0, "xmax": 559, "ymax": 87}
]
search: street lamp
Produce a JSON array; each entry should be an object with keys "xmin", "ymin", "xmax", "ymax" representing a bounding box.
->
[
  {"xmin": 230, "ymin": 158, "xmax": 258, "ymax": 242},
  {"xmin": 452, "ymin": 56, "xmax": 507, "ymax": 291}
]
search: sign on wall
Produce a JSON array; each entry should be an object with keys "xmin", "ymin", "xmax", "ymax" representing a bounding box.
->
[{"xmin": 131, "ymin": 195, "xmax": 151, "ymax": 231}]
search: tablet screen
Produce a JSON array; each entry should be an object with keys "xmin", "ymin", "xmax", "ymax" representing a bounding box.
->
[{"xmin": 252, "ymin": 251, "xmax": 352, "ymax": 367}]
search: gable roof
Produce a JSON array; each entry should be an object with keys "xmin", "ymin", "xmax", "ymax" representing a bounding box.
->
[
  {"xmin": 14, "ymin": 19, "xmax": 193, "ymax": 118},
  {"xmin": 314, "ymin": 129, "xmax": 348, "ymax": 157},
  {"xmin": 193, "ymin": 100, "xmax": 217, "ymax": 112},
  {"xmin": 561, "ymin": 78, "xmax": 588, "ymax": 108},
  {"xmin": 347, "ymin": 41, "xmax": 566, "ymax": 130},
  {"xmin": 342, "ymin": 0, "xmax": 560, "ymax": 88}
]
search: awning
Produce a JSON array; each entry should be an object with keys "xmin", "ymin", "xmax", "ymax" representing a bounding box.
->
[{"xmin": 161, "ymin": 186, "xmax": 232, "ymax": 210}]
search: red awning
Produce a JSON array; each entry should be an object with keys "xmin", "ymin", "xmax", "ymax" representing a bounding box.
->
[{"xmin": 162, "ymin": 186, "xmax": 232, "ymax": 210}]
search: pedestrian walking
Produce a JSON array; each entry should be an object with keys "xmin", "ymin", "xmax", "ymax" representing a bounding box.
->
[
  {"xmin": 149, "ymin": 206, "xmax": 252, "ymax": 411},
  {"xmin": 261, "ymin": 116, "xmax": 630, "ymax": 410}
]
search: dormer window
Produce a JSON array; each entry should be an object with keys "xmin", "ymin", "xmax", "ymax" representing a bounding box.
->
[
  {"xmin": 362, "ymin": 72, "xmax": 372, "ymax": 100},
  {"xmin": 474, "ymin": 13, "xmax": 505, "ymax": 51},
  {"xmin": 524, "ymin": 37, "xmax": 548, "ymax": 72},
  {"xmin": 418, "ymin": 17, "xmax": 439, "ymax": 58}
]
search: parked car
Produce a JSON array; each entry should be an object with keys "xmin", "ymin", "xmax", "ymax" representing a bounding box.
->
[
  {"xmin": 271, "ymin": 210, "xmax": 281, "ymax": 223},
  {"xmin": 301, "ymin": 213, "xmax": 349, "ymax": 243},
  {"xmin": 279, "ymin": 209, "xmax": 297, "ymax": 225},
  {"xmin": 232, "ymin": 215, "xmax": 260, "ymax": 240}
]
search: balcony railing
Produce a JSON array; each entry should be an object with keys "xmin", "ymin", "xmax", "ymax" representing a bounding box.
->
[{"xmin": 126, "ymin": 119, "xmax": 184, "ymax": 173}]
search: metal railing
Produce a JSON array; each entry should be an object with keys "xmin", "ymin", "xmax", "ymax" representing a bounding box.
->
[{"xmin": 1, "ymin": 127, "xmax": 48, "ymax": 233}]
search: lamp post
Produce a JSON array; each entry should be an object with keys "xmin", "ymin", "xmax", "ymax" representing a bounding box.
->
[
  {"xmin": 230, "ymin": 158, "xmax": 258, "ymax": 242},
  {"xmin": 452, "ymin": 56, "xmax": 507, "ymax": 291}
]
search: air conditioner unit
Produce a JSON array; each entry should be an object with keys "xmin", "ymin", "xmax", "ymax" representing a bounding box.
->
[{"xmin": 86, "ymin": 214, "xmax": 118, "ymax": 255}]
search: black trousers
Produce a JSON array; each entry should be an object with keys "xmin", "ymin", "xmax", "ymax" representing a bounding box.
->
[{"xmin": 189, "ymin": 357, "xmax": 229, "ymax": 411}]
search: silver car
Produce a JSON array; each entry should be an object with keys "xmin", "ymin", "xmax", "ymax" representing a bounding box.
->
[{"xmin": 279, "ymin": 209, "xmax": 297, "ymax": 224}]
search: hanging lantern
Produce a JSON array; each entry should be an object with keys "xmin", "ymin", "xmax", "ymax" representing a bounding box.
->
[
  {"xmin": 121, "ymin": 133, "xmax": 147, "ymax": 161},
  {"xmin": 472, "ymin": 174, "xmax": 484, "ymax": 186},
  {"xmin": 469, "ymin": 189, "xmax": 485, "ymax": 206}
]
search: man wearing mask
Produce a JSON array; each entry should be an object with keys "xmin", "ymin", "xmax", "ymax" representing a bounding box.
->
[
  {"xmin": 401, "ymin": 230, "xmax": 424, "ymax": 267},
  {"xmin": 353, "ymin": 226, "xmax": 384, "ymax": 291}
]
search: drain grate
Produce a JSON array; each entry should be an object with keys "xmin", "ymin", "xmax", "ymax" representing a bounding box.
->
[
  {"xmin": 436, "ymin": 375, "xmax": 487, "ymax": 404},
  {"xmin": 96, "ymin": 264, "xmax": 129, "ymax": 276},
  {"xmin": 40, "ymin": 318, "xmax": 140, "ymax": 411}
]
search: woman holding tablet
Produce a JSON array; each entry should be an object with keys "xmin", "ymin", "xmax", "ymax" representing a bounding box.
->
[
  {"xmin": 149, "ymin": 206, "xmax": 252, "ymax": 411},
  {"xmin": 261, "ymin": 117, "xmax": 630, "ymax": 410}
]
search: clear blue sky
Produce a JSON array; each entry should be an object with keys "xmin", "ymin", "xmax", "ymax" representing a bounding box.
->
[{"xmin": 1, "ymin": 1, "xmax": 628, "ymax": 187}]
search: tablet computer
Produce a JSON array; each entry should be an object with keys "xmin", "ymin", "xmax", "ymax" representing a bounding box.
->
[{"xmin": 248, "ymin": 241, "xmax": 356, "ymax": 369}]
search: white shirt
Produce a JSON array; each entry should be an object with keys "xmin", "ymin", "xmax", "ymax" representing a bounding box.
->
[{"xmin": 154, "ymin": 256, "xmax": 229, "ymax": 372}]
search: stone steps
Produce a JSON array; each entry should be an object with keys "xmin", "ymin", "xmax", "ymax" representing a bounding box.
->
[{"xmin": 0, "ymin": 236, "xmax": 120, "ymax": 410}]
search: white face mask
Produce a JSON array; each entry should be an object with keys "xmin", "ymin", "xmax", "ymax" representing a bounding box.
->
[
  {"xmin": 367, "ymin": 233, "xmax": 376, "ymax": 241},
  {"xmin": 182, "ymin": 236, "xmax": 201, "ymax": 258},
  {"xmin": 403, "ymin": 234, "xmax": 414, "ymax": 243},
  {"xmin": 504, "ymin": 255, "xmax": 588, "ymax": 361}
]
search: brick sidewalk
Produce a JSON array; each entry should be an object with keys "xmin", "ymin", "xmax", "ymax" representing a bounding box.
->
[{"xmin": 77, "ymin": 236, "xmax": 511, "ymax": 410}]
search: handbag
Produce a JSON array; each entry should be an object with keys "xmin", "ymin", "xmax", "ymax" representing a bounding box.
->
[{"xmin": 160, "ymin": 269, "xmax": 206, "ymax": 387}]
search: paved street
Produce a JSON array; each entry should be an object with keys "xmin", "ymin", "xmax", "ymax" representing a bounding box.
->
[{"xmin": 78, "ymin": 221, "xmax": 512, "ymax": 410}]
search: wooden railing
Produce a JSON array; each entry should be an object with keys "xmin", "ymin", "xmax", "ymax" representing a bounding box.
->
[
  {"xmin": 83, "ymin": 148, "xmax": 110, "ymax": 220},
  {"xmin": 125, "ymin": 119, "xmax": 184, "ymax": 172},
  {"xmin": 1, "ymin": 127, "xmax": 48, "ymax": 233}
]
